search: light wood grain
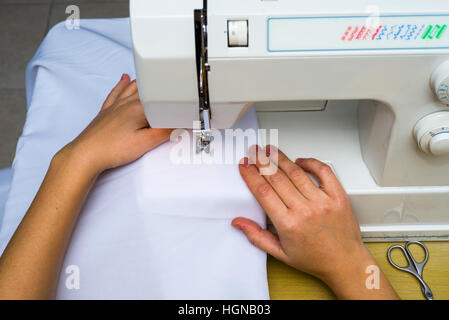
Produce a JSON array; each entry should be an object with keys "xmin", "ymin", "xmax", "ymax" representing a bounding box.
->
[{"xmin": 267, "ymin": 242, "xmax": 449, "ymax": 300}]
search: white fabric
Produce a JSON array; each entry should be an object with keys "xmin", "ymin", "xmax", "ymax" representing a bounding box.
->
[{"xmin": 0, "ymin": 19, "xmax": 269, "ymax": 299}]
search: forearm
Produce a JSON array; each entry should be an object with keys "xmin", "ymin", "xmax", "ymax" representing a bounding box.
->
[
  {"xmin": 322, "ymin": 246, "xmax": 399, "ymax": 300},
  {"xmin": 0, "ymin": 145, "xmax": 97, "ymax": 299}
]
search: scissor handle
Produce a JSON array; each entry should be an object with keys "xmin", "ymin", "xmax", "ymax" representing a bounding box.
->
[
  {"xmin": 405, "ymin": 241, "xmax": 429, "ymax": 277},
  {"xmin": 387, "ymin": 245, "xmax": 416, "ymax": 274}
]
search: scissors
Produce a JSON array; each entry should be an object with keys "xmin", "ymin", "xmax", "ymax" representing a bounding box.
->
[{"xmin": 387, "ymin": 241, "xmax": 434, "ymax": 300}]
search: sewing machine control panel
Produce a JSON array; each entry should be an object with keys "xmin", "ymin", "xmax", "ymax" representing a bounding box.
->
[{"xmin": 267, "ymin": 15, "xmax": 449, "ymax": 53}]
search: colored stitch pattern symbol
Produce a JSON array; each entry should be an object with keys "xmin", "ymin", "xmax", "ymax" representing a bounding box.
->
[
  {"xmin": 439, "ymin": 83, "xmax": 449, "ymax": 101},
  {"xmin": 431, "ymin": 130, "xmax": 449, "ymax": 137},
  {"xmin": 340, "ymin": 23, "xmax": 447, "ymax": 41}
]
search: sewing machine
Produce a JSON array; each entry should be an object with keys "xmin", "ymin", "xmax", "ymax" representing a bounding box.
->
[{"xmin": 130, "ymin": 0, "xmax": 449, "ymax": 241}]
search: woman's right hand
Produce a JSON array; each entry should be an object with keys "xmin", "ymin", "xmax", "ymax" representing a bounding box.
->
[{"xmin": 232, "ymin": 145, "xmax": 399, "ymax": 299}]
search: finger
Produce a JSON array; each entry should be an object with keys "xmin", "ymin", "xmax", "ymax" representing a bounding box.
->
[
  {"xmin": 239, "ymin": 159, "xmax": 288, "ymax": 224},
  {"xmin": 120, "ymin": 98, "xmax": 149, "ymax": 129},
  {"xmin": 249, "ymin": 145, "xmax": 305, "ymax": 209},
  {"xmin": 102, "ymin": 74, "xmax": 130, "ymax": 110},
  {"xmin": 266, "ymin": 145, "xmax": 326, "ymax": 201},
  {"xmin": 117, "ymin": 92, "xmax": 141, "ymax": 108},
  {"xmin": 232, "ymin": 217, "xmax": 288, "ymax": 262},
  {"xmin": 296, "ymin": 158, "xmax": 346, "ymax": 199},
  {"xmin": 118, "ymin": 79, "xmax": 138, "ymax": 100}
]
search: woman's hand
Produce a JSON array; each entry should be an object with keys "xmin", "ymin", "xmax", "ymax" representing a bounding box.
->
[
  {"xmin": 62, "ymin": 74, "xmax": 172, "ymax": 176},
  {"xmin": 232, "ymin": 145, "xmax": 399, "ymax": 299},
  {"xmin": 0, "ymin": 74, "xmax": 172, "ymax": 299}
]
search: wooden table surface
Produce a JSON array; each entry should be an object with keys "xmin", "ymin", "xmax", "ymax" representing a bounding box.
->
[{"xmin": 267, "ymin": 242, "xmax": 449, "ymax": 300}]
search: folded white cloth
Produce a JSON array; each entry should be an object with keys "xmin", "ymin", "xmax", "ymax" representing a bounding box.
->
[{"xmin": 0, "ymin": 19, "xmax": 269, "ymax": 299}]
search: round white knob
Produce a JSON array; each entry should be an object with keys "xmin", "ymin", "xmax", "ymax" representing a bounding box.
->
[
  {"xmin": 429, "ymin": 133, "xmax": 449, "ymax": 156},
  {"xmin": 431, "ymin": 61, "xmax": 449, "ymax": 103},
  {"xmin": 414, "ymin": 112, "xmax": 449, "ymax": 156}
]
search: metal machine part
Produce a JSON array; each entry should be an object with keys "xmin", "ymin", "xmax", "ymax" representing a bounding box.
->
[{"xmin": 194, "ymin": 0, "xmax": 212, "ymax": 153}]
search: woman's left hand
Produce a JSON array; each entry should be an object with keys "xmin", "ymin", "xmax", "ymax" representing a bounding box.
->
[{"xmin": 61, "ymin": 74, "xmax": 172, "ymax": 176}]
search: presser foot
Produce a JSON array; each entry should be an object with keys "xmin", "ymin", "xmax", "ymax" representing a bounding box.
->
[{"xmin": 196, "ymin": 130, "xmax": 211, "ymax": 154}]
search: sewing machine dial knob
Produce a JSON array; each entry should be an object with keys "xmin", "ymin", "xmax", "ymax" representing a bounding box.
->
[
  {"xmin": 431, "ymin": 61, "xmax": 449, "ymax": 104},
  {"xmin": 414, "ymin": 112, "xmax": 449, "ymax": 156}
]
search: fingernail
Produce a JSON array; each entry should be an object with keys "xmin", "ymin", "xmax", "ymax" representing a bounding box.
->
[
  {"xmin": 233, "ymin": 223, "xmax": 247, "ymax": 232},
  {"xmin": 241, "ymin": 157, "xmax": 249, "ymax": 168},
  {"xmin": 233, "ymin": 223, "xmax": 243, "ymax": 231},
  {"xmin": 120, "ymin": 73, "xmax": 127, "ymax": 81},
  {"xmin": 296, "ymin": 158, "xmax": 305, "ymax": 164}
]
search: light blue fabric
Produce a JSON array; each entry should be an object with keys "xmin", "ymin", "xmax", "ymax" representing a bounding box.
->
[
  {"xmin": 0, "ymin": 167, "xmax": 12, "ymax": 230},
  {"xmin": 0, "ymin": 18, "xmax": 136, "ymax": 252}
]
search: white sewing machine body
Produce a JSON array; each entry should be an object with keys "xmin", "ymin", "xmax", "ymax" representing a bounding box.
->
[{"xmin": 130, "ymin": 0, "xmax": 449, "ymax": 241}]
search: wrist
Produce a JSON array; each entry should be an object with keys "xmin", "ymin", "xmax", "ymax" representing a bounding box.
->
[
  {"xmin": 53, "ymin": 142, "xmax": 102, "ymax": 180},
  {"xmin": 319, "ymin": 244, "xmax": 378, "ymax": 299}
]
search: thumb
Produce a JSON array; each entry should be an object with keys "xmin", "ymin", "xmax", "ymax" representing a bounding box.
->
[
  {"xmin": 232, "ymin": 217, "xmax": 288, "ymax": 262},
  {"xmin": 140, "ymin": 128, "xmax": 173, "ymax": 151}
]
